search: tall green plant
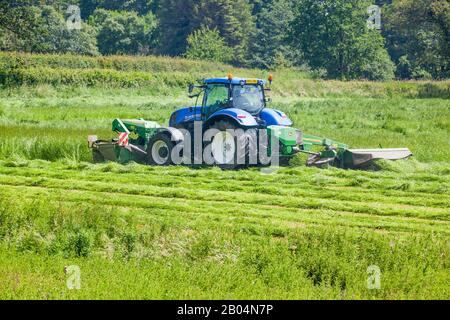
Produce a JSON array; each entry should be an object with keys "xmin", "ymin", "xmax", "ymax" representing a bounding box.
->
[
  {"xmin": 158, "ymin": 0, "xmax": 255, "ymax": 66},
  {"xmin": 89, "ymin": 9, "xmax": 157, "ymax": 55},
  {"xmin": 185, "ymin": 27, "xmax": 233, "ymax": 63},
  {"xmin": 290, "ymin": 0, "xmax": 394, "ymax": 80},
  {"xmin": 1, "ymin": 5, "xmax": 99, "ymax": 56},
  {"xmin": 193, "ymin": 0, "xmax": 255, "ymax": 66},
  {"xmin": 383, "ymin": 0, "xmax": 450, "ymax": 79},
  {"xmin": 251, "ymin": 0, "xmax": 301, "ymax": 69}
]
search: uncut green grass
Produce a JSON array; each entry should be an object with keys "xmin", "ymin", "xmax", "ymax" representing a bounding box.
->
[
  {"xmin": 2, "ymin": 52, "xmax": 449, "ymax": 98},
  {"xmin": 0, "ymin": 86, "xmax": 449, "ymax": 162}
]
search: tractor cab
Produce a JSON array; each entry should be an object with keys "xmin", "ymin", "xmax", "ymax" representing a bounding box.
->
[
  {"xmin": 169, "ymin": 75, "xmax": 292, "ymax": 130},
  {"xmin": 202, "ymin": 77, "xmax": 266, "ymax": 118}
]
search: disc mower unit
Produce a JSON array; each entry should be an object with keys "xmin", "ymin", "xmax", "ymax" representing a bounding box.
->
[{"xmin": 89, "ymin": 76, "xmax": 412, "ymax": 169}]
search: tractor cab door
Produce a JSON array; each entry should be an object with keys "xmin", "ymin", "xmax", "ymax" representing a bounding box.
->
[{"xmin": 202, "ymin": 83, "xmax": 230, "ymax": 120}]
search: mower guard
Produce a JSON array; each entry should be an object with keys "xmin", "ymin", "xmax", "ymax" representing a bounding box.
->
[{"xmin": 343, "ymin": 148, "xmax": 413, "ymax": 168}]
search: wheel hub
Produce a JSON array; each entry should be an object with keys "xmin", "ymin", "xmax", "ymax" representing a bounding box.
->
[
  {"xmin": 151, "ymin": 140, "xmax": 170, "ymax": 165},
  {"xmin": 211, "ymin": 131, "xmax": 235, "ymax": 164}
]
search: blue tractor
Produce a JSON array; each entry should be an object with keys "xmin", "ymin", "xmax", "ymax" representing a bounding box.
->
[
  {"xmin": 89, "ymin": 75, "xmax": 412, "ymax": 169},
  {"xmin": 164, "ymin": 75, "xmax": 298, "ymax": 168},
  {"xmin": 170, "ymin": 76, "xmax": 292, "ymax": 130}
]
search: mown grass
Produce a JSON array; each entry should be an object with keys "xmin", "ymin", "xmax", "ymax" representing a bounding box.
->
[
  {"xmin": 0, "ymin": 159, "xmax": 448, "ymax": 299},
  {"xmin": 0, "ymin": 53, "xmax": 449, "ymax": 299}
]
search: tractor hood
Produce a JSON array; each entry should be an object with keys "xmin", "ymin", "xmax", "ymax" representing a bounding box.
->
[
  {"xmin": 169, "ymin": 106, "xmax": 293, "ymax": 128},
  {"xmin": 209, "ymin": 108, "xmax": 293, "ymax": 128},
  {"xmin": 169, "ymin": 106, "xmax": 201, "ymax": 127},
  {"xmin": 260, "ymin": 108, "xmax": 293, "ymax": 126},
  {"xmin": 208, "ymin": 108, "xmax": 258, "ymax": 127}
]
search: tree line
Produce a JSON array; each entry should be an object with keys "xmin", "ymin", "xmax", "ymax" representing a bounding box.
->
[{"xmin": 0, "ymin": 0, "xmax": 448, "ymax": 80}]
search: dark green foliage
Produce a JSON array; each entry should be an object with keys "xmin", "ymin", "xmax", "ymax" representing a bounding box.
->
[
  {"xmin": 192, "ymin": 0, "xmax": 256, "ymax": 66},
  {"xmin": 0, "ymin": 1, "xmax": 41, "ymax": 48},
  {"xmin": 251, "ymin": 0, "xmax": 301, "ymax": 69},
  {"xmin": 383, "ymin": 0, "xmax": 450, "ymax": 79},
  {"xmin": 290, "ymin": 0, "xmax": 395, "ymax": 80},
  {"xmin": 34, "ymin": 6, "xmax": 99, "ymax": 56},
  {"xmin": 186, "ymin": 27, "xmax": 233, "ymax": 63},
  {"xmin": 67, "ymin": 231, "xmax": 92, "ymax": 257},
  {"xmin": 155, "ymin": 0, "xmax": 197, "ymax": 56},
  {"xmin": 1, "ymin": 4, "xmax": 98, "ymax": 56},
  {"xmin": 0, "ymin": 0, "xmax": 448, "ymax": 78},
  {"xmin": 157, "ymin": 0, "xmax": 254, "ymax": 66},
  {"xmin": 89, "ymin": 9, "xmax": 157, "ymax": 55},
  {"xmin": 78, "ymin": 0, "xmax": 154, "ymax": 19}
]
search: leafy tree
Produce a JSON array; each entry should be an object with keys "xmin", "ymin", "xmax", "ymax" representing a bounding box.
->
[
  {"xmin": 248, "ymin": 0, "xmax": 269, "ymax": 15},
  {"xmin": 1, "ymin": 4, "xmax": 99, "ymax": 55},
  {"xmin": 290, "ymin": 0, "xmax": 395, "ymax": 80},
  {"xmin": 352, "ymin": 31, "xmax": 395, "ymax": 80},
  {"xmin": 192, "ymin": 0, "xmax": 255, "ymax": 66},
  {"xmin": 251, "ymin": 0, "xmax": 301, "ymax": 69},
  {"xmin": 186, "ymin": 27, "xmax": 233, "ymax": 63},
  {"xmin": 78, "ymin": 0, "xmax": 153, "ymax": 19},
  {"xmin": 36, "ymin": 6, "xmax": 99, "ymax": 55},
  {"xmin": 156, "ymin": 0, "xmax": 197, "ymax": 56},
  {"xmin": 0, "ymin": 0, "xmax": 42, "ymax": 50},
  {"xmin": 157, "ymin": 0, "xmax": 255, "ymax": 66},
  {"xmin": 89, "ymin": 8, "xmax": 157, "ymax": 55},
  {"xmin": 383, "ymin": 0, "xmax": 449, "ymax": 79}
]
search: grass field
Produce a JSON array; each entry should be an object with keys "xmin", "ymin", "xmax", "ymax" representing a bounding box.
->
[{"xmin": 0, "ymin": 53, "xmax": 449, "ymax": 299}]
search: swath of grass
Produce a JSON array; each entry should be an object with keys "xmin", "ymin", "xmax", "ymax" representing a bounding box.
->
[{"xmin": 0, "ymin": 196, "xmax": 448, "ymax": 299}]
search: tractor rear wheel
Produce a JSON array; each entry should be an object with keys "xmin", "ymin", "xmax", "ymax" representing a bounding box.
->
[
  {"xmin": 206, "ymin": 120, "xmax": 257, "ymax": 170},
  {"xmin": 147, "ymin": 133, "xmax": 175, "ymax": 166}
]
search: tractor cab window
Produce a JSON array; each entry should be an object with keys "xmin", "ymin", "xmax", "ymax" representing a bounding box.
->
[
  {"xmin": 231, "ymin": 85, "xmax": 264, "ymax": 115},
  {"xmin": 203, "ymin": 84, "xmax": 229, "ymax": 118}
]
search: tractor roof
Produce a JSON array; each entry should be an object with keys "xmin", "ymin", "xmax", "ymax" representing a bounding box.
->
[{"xmin": 204, "ymin": 77, "xmax": 266, "ymax": 85}]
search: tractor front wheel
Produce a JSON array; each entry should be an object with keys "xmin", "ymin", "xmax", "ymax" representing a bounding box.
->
[{"xmin": 147, "ymin": 133, "xmax": 175, "ymax": 165}]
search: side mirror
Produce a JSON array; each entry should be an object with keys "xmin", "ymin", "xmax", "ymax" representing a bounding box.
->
[{"xmin": 188, "ymin": 84, "xmax": 194, "ymax": 94}]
